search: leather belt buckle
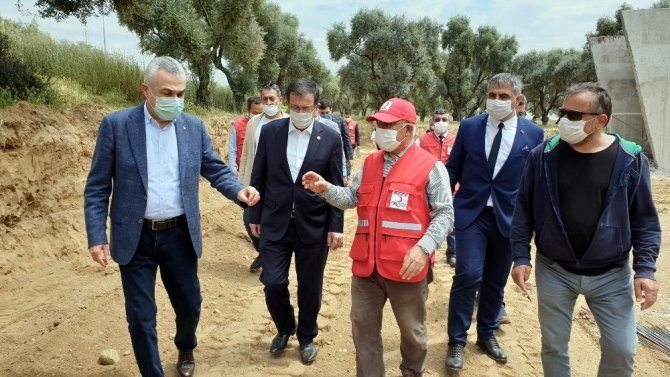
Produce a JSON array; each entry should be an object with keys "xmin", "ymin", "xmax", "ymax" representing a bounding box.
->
[{"xmin": 144, "ymin": 217, "xmax": 179, "ymax": 231}]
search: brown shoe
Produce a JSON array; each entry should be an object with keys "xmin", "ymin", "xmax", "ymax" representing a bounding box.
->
[{"xmin": 177, "ymin": 351, "xmax": 195, "ymax": 377}]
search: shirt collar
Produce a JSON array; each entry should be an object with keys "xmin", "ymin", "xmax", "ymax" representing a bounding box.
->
[{"xmin": 487, "ymin": 113, "xmax": 518, "ymax": 130}]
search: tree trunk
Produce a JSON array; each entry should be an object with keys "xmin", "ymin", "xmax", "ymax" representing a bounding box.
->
[{"xmin": 190, "ymin": 56, "xmax": 212, "ymax": 107}]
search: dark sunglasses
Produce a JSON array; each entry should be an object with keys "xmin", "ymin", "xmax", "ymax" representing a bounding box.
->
[{"xmin": 558, "ymin": 107, "xmax": 600, "ymax": 121}]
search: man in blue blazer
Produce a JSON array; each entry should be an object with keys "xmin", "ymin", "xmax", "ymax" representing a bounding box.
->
[
  {"xmin": 84, "ymin": 56, "xmax": 259, "ymax": 377},
  {"xmin": 249, "ymin": 78, "xmax": 344, "ymax": 365},
  {"xmin": 445, "ymin": 73, "xmax": 544, "ymax": 372}
]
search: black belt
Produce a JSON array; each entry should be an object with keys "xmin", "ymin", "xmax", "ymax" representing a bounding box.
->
[{"xmin": 143, "ymin": 215, "xmax": 185, "ymax": 231}]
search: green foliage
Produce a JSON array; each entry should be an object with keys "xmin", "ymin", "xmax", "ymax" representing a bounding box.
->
[
  {"xmin": 112, "ymin": 0, "xmax": 265, "ymax": 108},
  {"xmin": 327, "ymin": 9, "xmax": 441, "ymax": 110},
  {"xmin": 0, "ymin": 26, "xmax": 52, "ymax": 103},
  {"xmin": 513, "ymin": 49, "xmax": 586, "ymax": 125},
  {"xmin": 0, "ymin": 18, "xmax": 143, "ymax": 104},
  {"xmin": 439, "ymin": 15, "xmax": 518, "ymax": 120}
]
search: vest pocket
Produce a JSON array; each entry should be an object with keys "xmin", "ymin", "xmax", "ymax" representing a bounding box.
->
[{"xmin": 349, "ymin": 231, "xmax": 370, "ymax": 261}]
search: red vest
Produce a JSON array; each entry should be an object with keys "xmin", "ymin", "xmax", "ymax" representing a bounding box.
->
[
  {"xmin": 232, "ymin": 115, "xmax": 249, "ymax": 170},
  {"xmin": 346, "ymin": 120, "xmax": 357, "ymax": 144},
  {"xmin": 418, "ymin": 132, "xmax": 456, "ymax": 164},
  {"xmin": 350, "ymin": 145, "xmax": 437, "ymax": 282}
]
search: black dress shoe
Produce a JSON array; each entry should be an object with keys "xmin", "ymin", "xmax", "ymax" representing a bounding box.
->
[
  {"xmin": 176, "ymin": 351, "xmax": 195, "ymax": 377},
  {"xmin": 299, "ymin": 342, "xmax": 318, "ymax": 365},
  {"xmin": 270, "ymin": 333, "xmax": 291, "ymax": 354},
  {"xmin": 447, "ymin": 256, "xmax": 456, "ymax": 267},
  {"xmin": 476, "ymin": 337, "xmax": 507, "ymax": 363},
  {"xmin": 249, "ymin": 255, "xmax": 262, "ymax": 272},
  {"xmin": 445, "ymin": 343, "xmax": 464, "ymax": 371}
]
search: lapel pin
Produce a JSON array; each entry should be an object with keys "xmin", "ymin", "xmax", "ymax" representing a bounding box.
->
[{"xmin": 317, "ymin": 135, "xmax": 321, "ymax": 140}]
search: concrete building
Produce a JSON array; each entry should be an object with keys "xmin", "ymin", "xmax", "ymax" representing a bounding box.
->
[{"xmin": 590, "ymin": 9, "xmax": 670, "ymax": 170}]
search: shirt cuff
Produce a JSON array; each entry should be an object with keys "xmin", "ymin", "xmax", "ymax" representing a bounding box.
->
[{"xmin": 416, "ymin": 237, "xmax": 436, "ymax": 256}]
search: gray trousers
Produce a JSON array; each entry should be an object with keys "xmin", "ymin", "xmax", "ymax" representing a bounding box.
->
[
  {"xmin": 536, "ymin": 253, "xmax": 637, "ymax": 377},
  {"xmin": 350, "ymin": 270, "xmax": 430, "ymax": 377}
]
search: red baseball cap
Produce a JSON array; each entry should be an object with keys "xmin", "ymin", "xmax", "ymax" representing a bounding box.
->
[{"xmin": 366, "ymin": 98, "xmax": 417, "ymax": 124}]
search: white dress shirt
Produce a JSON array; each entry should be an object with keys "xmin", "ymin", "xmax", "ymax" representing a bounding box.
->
[
  {"xmin": 143, "ymin": 103, "xmax": 184, "ymax": 219},
  {"xmin": 254, "ymin": 114, "xmax": 276, "ymax": 151},
  {"xmin": 485, "ymin": 115, "xmax": 517, "ymax": 206},
  {"xmin": 286, "ymin": 120, "xmax": 314, "ymax": 182}
]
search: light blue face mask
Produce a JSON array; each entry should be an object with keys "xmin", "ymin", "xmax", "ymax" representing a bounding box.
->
[{"xmin": 149, "ymin": 90, "xmax": 184, "ymax": 121}]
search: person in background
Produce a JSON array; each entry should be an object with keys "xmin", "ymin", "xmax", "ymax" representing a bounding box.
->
[
  {"xmin": 228, "ymin": 97, "xmax": 263, "ymax": 173},
  {"xmin": 417, "ymin": 109, "xmax": 457, "ymax": 267},
  {"xmin": 84, "ymin": 56, "xmax": 259, "ymax": 377},
  {"xmin": 516, "ymin": 95, "xmax": 527, "ymax": 117},
  {"xmin": 344, "ymin": 110, "xmax": 360, "ymax": 157},
  {"xmin": 319, "ymin": 100, "xmax": 354, "ymax": 176},
  {"xmin": 511, "ymin": 82, "xmax": 661, "ymax": 377},
  {"xmin": 238, "ymin": 83, "xmax": 289, "ymax": 272}
]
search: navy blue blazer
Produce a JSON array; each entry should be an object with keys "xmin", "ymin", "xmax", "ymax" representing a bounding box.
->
[
  {"xmin": 447, "ymin": 114, "xmax": 544, "ymax": 238},
  {"xmin": 249, "ymin": 118, "xmax": 344, "ymax": 244},
  {"xmin": 84, "ymin": 103, "xmax": 244, "ymax": 265}
]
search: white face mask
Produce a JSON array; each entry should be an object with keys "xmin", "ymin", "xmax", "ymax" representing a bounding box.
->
[
  {"xmin": 290, "ymin": 111, "xmax": 313, "ymax": 130},
  {"xmin": 558, "ymin": 118, "xmax": 590, "ymax": 144},
  {"xmin": 264, "ymin": 103, "xmax": 279, "ymax": 117},
  {"xmin": 486, "ymin": 99, "xmax": 514, "ymax": 121},
  {"xmin": 375, "ymin": 125, "xmax": 407, "ymax": 152},
  {"xmin": 433, "ymin": 121, "xmax": 449, "ymax": 135}
]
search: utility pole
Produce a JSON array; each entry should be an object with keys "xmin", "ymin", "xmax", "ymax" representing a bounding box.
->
[{"xmin": 102, "ymin": 14, "xmax": 107, "ymax": 53}]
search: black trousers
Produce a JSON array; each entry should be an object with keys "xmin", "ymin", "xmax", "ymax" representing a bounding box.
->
[{"xmin": 259, "ymin": 219, "xmax": 329, "ymax": 345}]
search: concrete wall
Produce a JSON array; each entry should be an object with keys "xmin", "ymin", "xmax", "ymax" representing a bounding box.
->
[
  {"xmin": 589, "ymin": 36, "xmax": 649, "ymax": 156},
  {"xmin": 623, "ymin": 9, "xmax": 670, "ymax": 170}
]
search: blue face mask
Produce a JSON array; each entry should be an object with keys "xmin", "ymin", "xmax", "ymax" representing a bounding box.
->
[{"xmin": 149, "ymin": 90, "xmax": 184, "ymax": 121}]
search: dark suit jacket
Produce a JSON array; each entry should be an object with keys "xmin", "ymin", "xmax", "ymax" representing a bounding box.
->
[
  {"xmin": 84, "ymin": 103, "xmax": 244, "ymax": 265},
  {"xmin": 249, "ymin": 118, "xmax": 344, "ymax": 244},
  {"xmin": 446, "ymin": 113, "xmax": 544, "ymax": 238}
]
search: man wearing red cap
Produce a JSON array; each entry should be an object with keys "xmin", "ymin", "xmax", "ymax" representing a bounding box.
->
[{"xmin": 302, "ymin": 98, "xmax": 454, "ymax": 377}]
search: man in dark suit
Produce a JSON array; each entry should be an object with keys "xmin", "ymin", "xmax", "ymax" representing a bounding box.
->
[
  {"xmin": 445, "ymin": 73, "xmax": 544, "ymax": 372},
  {"xmin": 249, "ymin": 78, "xmax": 344, "ymax": 365},
  {"xmin": 84, "ymin": 56, "xmax": 259, "ymax": 377}
]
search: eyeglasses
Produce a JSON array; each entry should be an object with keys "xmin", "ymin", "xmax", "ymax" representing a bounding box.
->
[{"xmin": 558, "ymin": 107, "xmax": 600, "ymax": 121}]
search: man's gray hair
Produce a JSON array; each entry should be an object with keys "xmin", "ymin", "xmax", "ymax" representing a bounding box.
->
[
  {"xmin": 144, "ymin": 56, "xmax": 186, "ymax": 85},
  {"xmin": 565, "ymin": 82, "xmax": 612, "ymax": 120},
  {"xmin": 488, "ymin": 73, "xmax": 523, "ymax": 95},
  {"xmin": 433, "ymin": 109, "xmax": 453, "ymax": 121},
  {"xmin": 261, "ymin": 82, "xmax": 282, "ymax": 98}
]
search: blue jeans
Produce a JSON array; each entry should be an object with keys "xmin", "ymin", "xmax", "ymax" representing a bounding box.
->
[
  {"xmin": 536, "ymin": 253, "xmax": 636, "ymax": 377},
  {"xmin": 119, "ymin": 222, "xmax": 201, "ymax": 377}
]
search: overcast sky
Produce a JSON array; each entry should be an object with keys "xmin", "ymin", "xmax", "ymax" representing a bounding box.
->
[{"xmin": 0, "ymin": 0, "xmax": 655, "ymax": 83}]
